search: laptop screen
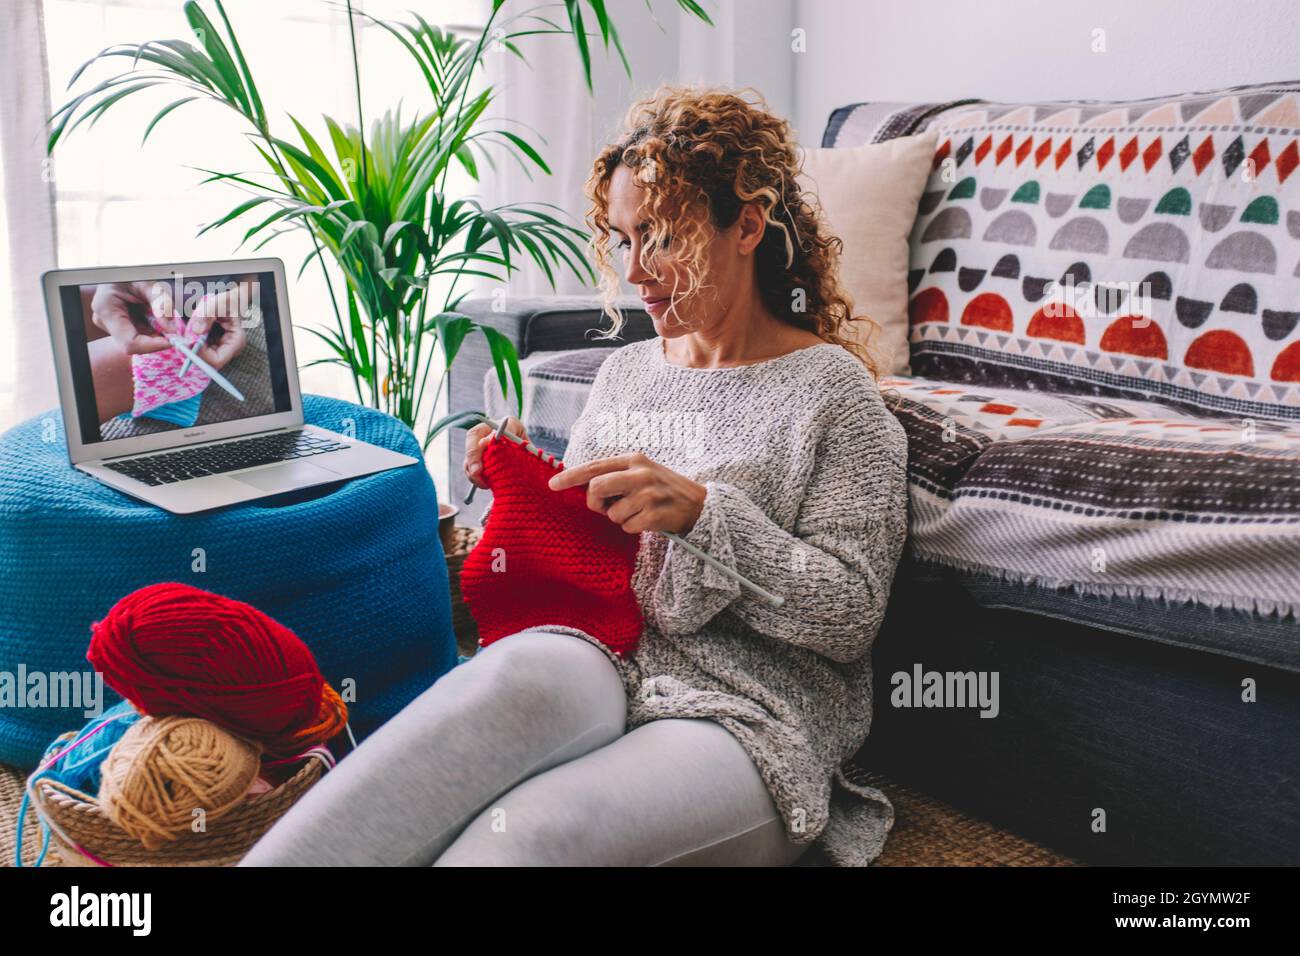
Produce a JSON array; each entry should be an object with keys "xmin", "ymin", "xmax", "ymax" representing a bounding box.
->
[{"xmin": 56, "ymin": 270, "xmax": 294, "ymax": 447}]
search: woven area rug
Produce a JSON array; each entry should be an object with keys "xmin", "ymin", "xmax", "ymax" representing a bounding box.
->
[
  {"xmin": 1, "ymin": 761, "xmax": 62, "ymax": 867},
  {"xmin": 1, "ymin": 758, "xmax": 1075, "ymax": 867},
  {"xmin": 802, "ymin": 766, "xmax": 1077, "ymax": 867}
]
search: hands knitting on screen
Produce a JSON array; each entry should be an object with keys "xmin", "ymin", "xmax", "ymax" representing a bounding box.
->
[
  {"xmin": 187, "ymin": 289, "xmax": 249, "ymax": 371},
  {"xmin": 548, "ymin": 452, "xmax": 707, "ymax": 536},
  {"xmin": 89, "ymin": 281, "xmax": 182, "ymax": 355}
]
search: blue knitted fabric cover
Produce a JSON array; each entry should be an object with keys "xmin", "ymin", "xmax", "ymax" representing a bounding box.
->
[{"xmin": 0, "ymin": 395, "xmax": 457, "ymax": 769}]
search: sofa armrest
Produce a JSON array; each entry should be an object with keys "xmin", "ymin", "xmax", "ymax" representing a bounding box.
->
[{"xmin": 446, "ymin": 294, "xmax": 654, "ymax": 524}]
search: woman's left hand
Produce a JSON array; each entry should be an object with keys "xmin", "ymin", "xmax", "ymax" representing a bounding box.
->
[
  {"xmin": 548, "ymin": 452, "xmax": 707, "ymax": 536},
  {"xmin": 188, "ymin": 290, "xmax": 249, "ymax": 371}
]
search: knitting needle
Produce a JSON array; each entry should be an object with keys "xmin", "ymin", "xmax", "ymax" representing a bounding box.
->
[
  {"xmin": 146, "ymin": 310, "xmax": 195, "ymax": 377},
  {"xmin": 166, "ymin": 334, "xmax": 246, "ymax": 402},
  {"xmin": 462, "ymin": 413, "xmax": 785, "ymax": 608},
  {"xmin": 177, "ymin": 315, "xmax": 194, "ymax": 377},
  {"xmin": 462, "ymin": 416, "xmax": 510, "ymax": 506},
  {"xmin": 178, "ymin": 309, "xmax": 226, "ymax": 378},
  {"xmin": 145, "ymin": 310, "xmax": 244, "ymax": 401}
]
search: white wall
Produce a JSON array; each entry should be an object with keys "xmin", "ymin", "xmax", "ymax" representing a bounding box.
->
[
  {"xmin": 793, "ymin": 0, "xmax": 1300, "ymax": 145},
  {"xmin": 588, "ymin": 0, "xmax": 796, "ymax": 156},
  {"xmin": 678, "ymin": 0, "xmax": 795, "ymax": 123}
]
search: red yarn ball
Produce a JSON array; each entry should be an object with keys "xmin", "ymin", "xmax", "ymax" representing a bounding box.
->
[{"xmin": 87, "ymin": 582, "xmax": 325, "ymax": 751}]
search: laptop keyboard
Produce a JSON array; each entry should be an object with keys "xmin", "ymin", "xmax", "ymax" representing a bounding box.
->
[{"xmin": 104, "ymin": 431, "xmax": 349, "ymax": 486}]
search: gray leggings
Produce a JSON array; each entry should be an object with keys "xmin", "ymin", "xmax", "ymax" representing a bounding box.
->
[{"xmin": 238, "ymin": 628, "xmax": 809, "ymax": 866}]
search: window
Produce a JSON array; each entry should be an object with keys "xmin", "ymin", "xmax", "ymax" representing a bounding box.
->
[
  {"xmin": 0, "ymin": 128, "xmax": 11, "ymax": 424},
  {"xmin": 43, "ymin": 0, "xmax": 491, "ymax": 496}
]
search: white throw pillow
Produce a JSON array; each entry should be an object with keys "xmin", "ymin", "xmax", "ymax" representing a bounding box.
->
[{"xmin": 797, "ymin": 129, "xmax": 939, "ymax": 376}]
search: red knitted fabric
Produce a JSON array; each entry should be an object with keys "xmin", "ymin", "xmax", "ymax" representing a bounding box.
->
[{"xmin": 459, "ymin": 436, "xmax": 643, "ymax": 656}]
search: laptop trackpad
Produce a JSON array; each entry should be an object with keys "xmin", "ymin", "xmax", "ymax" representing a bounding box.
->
[{"xmin": 232, "ymin": 460, "xmax": 340, "ymax": 494}]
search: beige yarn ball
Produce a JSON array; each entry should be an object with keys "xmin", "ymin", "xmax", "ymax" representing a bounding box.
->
[{"xmin": 97, "ymin": 715, "xmax": 263, "ymax": 850}]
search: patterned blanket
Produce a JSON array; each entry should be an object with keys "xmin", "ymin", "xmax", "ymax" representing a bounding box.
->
[
  {"xmin": 827, "ymin": 82, "xmax": 1300, "ymax": 423},
  {"xmin": 882, "ymin": 377, "xmax": 1300, "ymax": 665}
]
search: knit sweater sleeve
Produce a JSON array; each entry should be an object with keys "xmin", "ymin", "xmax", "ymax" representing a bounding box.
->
[{"xmin": 649, "ymin": 381, "xmax": 908, "ymax": 664}]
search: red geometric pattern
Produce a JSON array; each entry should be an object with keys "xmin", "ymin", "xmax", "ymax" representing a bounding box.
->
[
  {"xmin": 1142, "ymin": 136, "xmax": 1163, "ymax": 172},
  {"xmin": 931, "ymin": 130, "xmax": 1299, "ymax": 185},
  {"xmin": 1249, "ymin": 139, "xmax": 1271, "ymax": 177},
  {"xmin": 1278, "ymin": 141, "xmax": 1299, "ymax": 184},
  {"xmin": 1096, "ymin": 137, "xmax": 1115, "ymax": 171},
  {"xmin": 900, "ymin": 84, "xmax": 1300, "ymax": 420},
  {"xmin": 995, "ymin": 134, "xmax": 1014, "ymax": 165},
  {"xmin": 1192, "ymin": 136, "xmax": 1215, "ymax": 174},
  {"xmin": 1118, "ymin": 136, "xmax": 1140, "ymax": 171},
  {"xmin": 1054, "ymin": 137, "xmax": 1073, "ymax": 170}
]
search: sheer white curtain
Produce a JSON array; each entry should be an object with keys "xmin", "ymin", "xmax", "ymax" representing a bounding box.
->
[
  {"xmin": 1, "ymin": 0, "xmax": 487, "ymax": 499},
  {"xmin": 475, "ymin": 1, "xmax": 695, "ymax": 301},
  {"xmin": 475, "ymin": 0, "xmax": 796, "ymax": 301},
  {"xmin": 0, "ymin": 0, "xmax": 59, "ymax": 430},
  {"xmin": 476, "ymin": 22, "xmax": 610, "ymax": 300}
]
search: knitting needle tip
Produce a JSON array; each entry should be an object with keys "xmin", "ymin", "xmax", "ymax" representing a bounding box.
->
[{"xmin": 463, "ymin": 415, "xmax": 510, "ymax": 505}]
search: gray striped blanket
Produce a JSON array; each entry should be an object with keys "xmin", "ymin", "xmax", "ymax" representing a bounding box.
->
[{"xmin": 482, "ymin": 348, "xmax": 1300, "ymax": 670}]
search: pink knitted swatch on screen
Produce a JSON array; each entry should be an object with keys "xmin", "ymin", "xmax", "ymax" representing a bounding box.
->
[{"xmin": 130, "ymin": 331, "xmax": 211, "ymax": 418}]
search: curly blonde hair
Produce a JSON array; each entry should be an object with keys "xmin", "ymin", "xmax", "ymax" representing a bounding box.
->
[{"xmin": 582, "ymin": 83, "xmax": 882, "ymax": 377}]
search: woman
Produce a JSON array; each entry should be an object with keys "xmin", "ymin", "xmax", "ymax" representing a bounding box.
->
[{"xmin": 240, "ymin": 84, "xmax": 909, "ymax": 868}]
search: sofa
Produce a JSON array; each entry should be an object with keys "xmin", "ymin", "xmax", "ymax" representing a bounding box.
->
[{"xmin": 448, "ymin": 79, "xmax": 1300, "ymax": 865}]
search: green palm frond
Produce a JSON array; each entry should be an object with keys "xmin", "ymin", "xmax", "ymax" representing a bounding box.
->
[{"xmin": 47, "ymin": 0, "xmax": 713, "ymax": 443}]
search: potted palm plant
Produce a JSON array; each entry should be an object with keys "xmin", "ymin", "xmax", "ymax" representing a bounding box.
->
[{"xmin": 48, "ymin": 0, "xmax": 712, "ymax": 536}]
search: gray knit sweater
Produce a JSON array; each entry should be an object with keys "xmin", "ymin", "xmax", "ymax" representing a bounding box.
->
[{"xmin": 484, "ymin": 336, "xmax": 910, "ymax": 866}]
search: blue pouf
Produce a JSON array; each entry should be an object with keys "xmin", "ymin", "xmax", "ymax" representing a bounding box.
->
[{"xmin": 0, "ymin": 395, "xmax": 457, "ymax": 769}]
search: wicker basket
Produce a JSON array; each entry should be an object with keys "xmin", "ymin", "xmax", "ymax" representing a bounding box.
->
[
  {"xmin": 27, "ymin": 733, "xmax": 327, "ymax": 867},
  {"xmin": 446, "ymin": 524, "xmax": 483, "ymax": 656}
]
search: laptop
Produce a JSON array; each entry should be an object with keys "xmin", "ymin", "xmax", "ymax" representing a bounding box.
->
[{"xmin": 42, "ymin": 257, "xmax": 419, "ymax": 514}]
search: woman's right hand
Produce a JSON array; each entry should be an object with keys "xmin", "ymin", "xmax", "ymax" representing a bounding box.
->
[
  {"xmin": 90, "ymin": 281, "xmax": 180, "ymax": 355},
  {"xmin": 464, "ymin": 417, "xmax": 529, "ymax": 489}
]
